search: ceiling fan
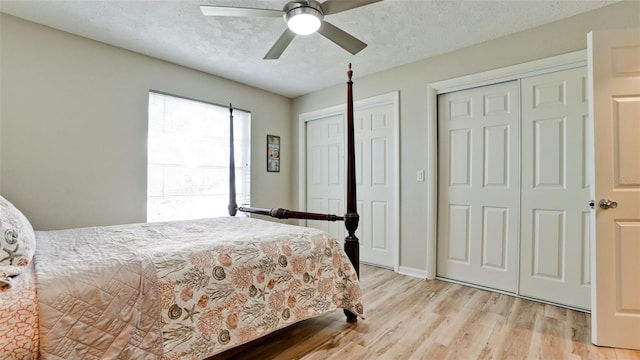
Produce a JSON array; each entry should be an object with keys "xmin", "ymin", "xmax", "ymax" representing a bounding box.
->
[{"xmin": 200, "ymin": 0, "xmax": 382, "ymax": 59}]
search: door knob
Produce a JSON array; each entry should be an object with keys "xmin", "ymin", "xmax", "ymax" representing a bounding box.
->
[{"xmin": 599, "ymin": 199, "xmax": 618, "ymax": 209}]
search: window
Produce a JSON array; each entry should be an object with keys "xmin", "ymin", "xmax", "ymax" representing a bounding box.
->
[{"xmin": 147, "ymin": 91, "xmax": 250, "ymax": 222}]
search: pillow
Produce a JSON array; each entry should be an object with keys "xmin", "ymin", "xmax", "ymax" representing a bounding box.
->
[{"xmin": 0, "ymin": 196, "xmax": 36, "ymax": 289}]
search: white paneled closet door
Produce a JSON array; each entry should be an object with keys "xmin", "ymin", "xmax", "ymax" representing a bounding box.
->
[
  {"xmin": 437, "ymin": 67, "xmax": 592, "ymax": 310},
  {"xmin": 304, "ymin": 93, "xmax": 398, "ymax": 269},
  {"xmin": 353, "ymin": 102, "xmax": 397, "ymax": 269},
  {"xmin": 306, "ymin": 114, "xmax": 346, "ymax": 242},
  {"xmin": 437, "ymin": 81, "xmax": 520, "ymax": 293},
  {"xmin": 520, "ymin": 67, "xmax": 591, "ymax": 310}
]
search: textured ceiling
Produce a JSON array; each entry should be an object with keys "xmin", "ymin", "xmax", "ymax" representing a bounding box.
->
[{"xmin": 1, "ymin": 0, "xmax": 617, "ymax": 97}]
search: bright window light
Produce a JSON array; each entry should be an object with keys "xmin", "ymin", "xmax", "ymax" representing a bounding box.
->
[{"xmin": 147, "ymin": 92, "xmax": 251, "ymax": 222}]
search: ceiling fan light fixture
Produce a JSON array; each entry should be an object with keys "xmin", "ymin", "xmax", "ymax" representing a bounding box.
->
[
  {"xmin": 287, "ymin": 13, "xmax": 321, "ymax": 35},
  {"xmin": 284, "ymin": 1, "xmax": 323, "ymax": 35}
]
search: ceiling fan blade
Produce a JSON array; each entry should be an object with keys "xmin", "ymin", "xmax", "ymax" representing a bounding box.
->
[
  {"xmin": 264, "ymin": 29, "xmax": 296, "ymax": 59},
  {"xmin": 200, "ymin": 5, "xmax": 282, "ymax": 17},
  {"xmin": 317, "ymin": 21, "xmax": 367, "ymax": 55},
  {"xmin": 321, "ymin": 0, "xmax": 383, "ymax": 15}
]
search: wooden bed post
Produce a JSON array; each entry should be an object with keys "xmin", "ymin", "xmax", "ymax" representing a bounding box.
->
[
  {"xmin": 233, "ymin": 65, "xmax": 360, "ymax": 322},
  {"xmin": 343, "ymin": 64, "xmax": 360, "ymax": 323},
  {"xmin": 343, "ymin": 64, "xmax": 360, "ymax": 276},
  {"xmin": 228, "ymin": 103, "xmax": 238, "ymax": 216}
]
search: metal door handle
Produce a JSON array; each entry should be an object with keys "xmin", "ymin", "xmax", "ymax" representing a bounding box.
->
[{"xmin": 599, "ymin": 199, "xmax": 618, "ymax": 209}]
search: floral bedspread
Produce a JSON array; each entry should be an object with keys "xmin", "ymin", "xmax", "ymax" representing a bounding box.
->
[
  {"xmin": 35, "ymin": 217, "xmax": 363, "ymax": 360},
  {"xmin": 152, "ymin": 217, "xmax": 364, "ymax": 359},
  {"xmin": 0, "ymin": 261, "xmax": 39, "ymax": 359}
]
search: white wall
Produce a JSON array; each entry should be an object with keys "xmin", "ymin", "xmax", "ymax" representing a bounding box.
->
[
  {"xmin": 291, "ymin": 0, "xmax": 640, "ymax": 273},
  {"xmin": 0, "ymin": 14, "xmax": 292, "ymax": 230}
]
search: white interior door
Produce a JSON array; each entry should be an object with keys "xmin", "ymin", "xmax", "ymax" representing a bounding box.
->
[
  {"xmin": 589, "ymin": 28, "xmax": 640, "ymax": 350},
  {"xmin": 305, "ymin": 114, "xmax": 346, "ymax": 242},
  {"xmin": 437, "ymin": 81, "xmax": 520, "ymax": 293},
  {"xmin": 303, "ymin": 93, "xmax": 398, "ymax": 269},
  {"xmin": 353, "ymin": 101, "xmax": 396, "ymax": 268},
  {"xmin": 519, "ymin": 67, "xmax": 591, "ymax": 310}
]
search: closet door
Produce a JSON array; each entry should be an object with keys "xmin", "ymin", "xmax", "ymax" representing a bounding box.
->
[
  {"xmin": 306, "ymin": 114, "xmax": 346, "ymax": 242},
  {"xmin": 437, "ymin": 81, "xmax": 520, "ymax": 293},
  {"xmin": 519, "ymin": 67, "xmax": 591, "ymax": 309},
  {"xmin": 353, "ymin": 100, "xmax": 398, "ymax": 269},
  {"xmin": 303, "ymin": 93, "xmax": 399, "ymax": 269}
]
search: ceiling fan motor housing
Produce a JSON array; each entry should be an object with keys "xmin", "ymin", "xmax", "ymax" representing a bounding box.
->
[{"xmin": 284, "ymin": 0, "xmax": 324, "ymax": 17}]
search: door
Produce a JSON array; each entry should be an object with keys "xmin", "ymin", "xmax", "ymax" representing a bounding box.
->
[
  {"xmin": 519, "ymin": 67, "xmax": 591, "ymax": 310},
  {"xmin": 305, "ymin": 114, "xmax": 346, "ymax": 242},
  {"xmin": 353, "ymin": 102, "xmax": 396, "ymax": 268},
  {"xmin": 589, "ymin": 28, "xmax": 640, "ymax": 350},
  {"xmin": 437, "ymin": 81, "xmax": 520, "ymax": 292},
  {"xmin": 304, "ymin": 94, "xmax": 398, "ymax": 269}
]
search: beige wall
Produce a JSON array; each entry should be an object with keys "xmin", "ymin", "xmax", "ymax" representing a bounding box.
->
[
  {"xmin": 1, "ymin": 1, "xmax": 638, "ymax": 269},
  {"xmin": 0, "ymin": 14, "xmax": 292, "ymax": 230},
  {"xmin": 291, "ymin": 1, "xmax": 640, "ymax": 273}
]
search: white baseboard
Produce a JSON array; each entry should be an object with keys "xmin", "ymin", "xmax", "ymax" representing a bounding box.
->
[{"xmin": 398, "ymin": 266, "xmax": 428, "ymax": 279}]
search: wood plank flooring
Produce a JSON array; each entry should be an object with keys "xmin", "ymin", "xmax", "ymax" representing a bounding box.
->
[{"xmin": 210, "ymin": 265, "xmax": 640, "ymax": 360}]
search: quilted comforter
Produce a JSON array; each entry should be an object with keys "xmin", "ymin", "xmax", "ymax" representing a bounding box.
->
[
  {"xmin": 0, "ymin": 261, "xmax": 39, "ymax": 359},
  {"xmin": 34, "ymin": 217, "xmax": 363, "ymax": 359}
]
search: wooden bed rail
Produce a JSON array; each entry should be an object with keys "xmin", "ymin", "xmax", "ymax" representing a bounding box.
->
[{"xmin": 238, "ymin": 206, "xmax": 344, "ymax": 222}]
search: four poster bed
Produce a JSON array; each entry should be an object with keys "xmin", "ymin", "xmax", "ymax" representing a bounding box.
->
[{"xmin": 0, "ymin": 65, "xmax": 361, "ymax": 359}]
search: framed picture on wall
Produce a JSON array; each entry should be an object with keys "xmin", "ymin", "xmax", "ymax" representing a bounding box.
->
[{"xmin": 267, "ymin": 134, "xmax": 280, "ymax": 172}]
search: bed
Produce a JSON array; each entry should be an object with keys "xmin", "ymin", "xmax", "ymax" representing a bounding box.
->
[{"xmin": 0, "ymin": 65, "xmax": 362, "ymax": 359}]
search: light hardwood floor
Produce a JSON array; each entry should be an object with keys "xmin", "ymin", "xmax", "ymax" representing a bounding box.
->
[{"xmin": 211, "ymin": 264, "xmax": 640, "ymax": 360}]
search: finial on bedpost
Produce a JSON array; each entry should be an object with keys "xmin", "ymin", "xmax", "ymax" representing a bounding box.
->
[
  {"xmin": 228, "ymin": 103, "xmax": 238, "ymax": 216},
  {"xmin": 347, "ymin": 63, "xmax": 352, "ymax": 82}
]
